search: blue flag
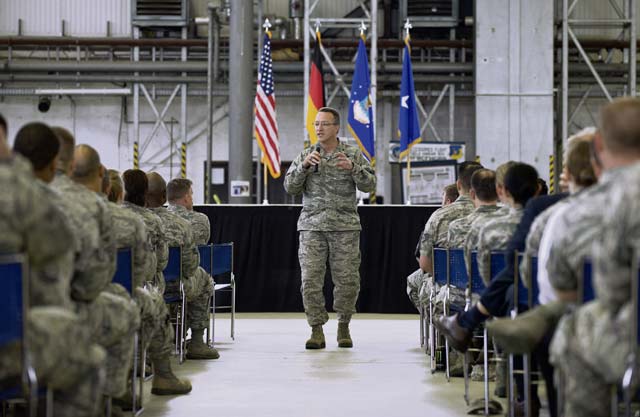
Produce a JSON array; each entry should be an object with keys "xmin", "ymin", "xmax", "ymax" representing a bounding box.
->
[
  {"xmin": 397, "ymin": 41, "xmax": 421, "ymax": 159},
  {"xmin": 347, "ymin": 38, "xmax": 375, "ymax": 162}
]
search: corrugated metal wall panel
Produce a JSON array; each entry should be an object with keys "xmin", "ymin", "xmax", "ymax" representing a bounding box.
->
[
  {"xmin": 61, "ymin": 0, "xmax": 131, "ymax": 36},
  {"xmin": 0, "ymin": 0, "xmax": 62, "ymax": 36},
  {"xmin": 0, "ymin": 0, "xmax": 131, "ymax": 36}
]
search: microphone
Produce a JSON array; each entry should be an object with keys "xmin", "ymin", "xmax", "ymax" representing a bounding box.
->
[{"xmin": 313, "ymin": 144, "xmax": 321, "ymax": 172}]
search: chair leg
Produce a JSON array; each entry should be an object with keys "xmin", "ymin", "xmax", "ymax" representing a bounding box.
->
[
  {"xmin": 45, "ymin": 389, "xmax": 53, "ymax": 417},
  {"xmin": 419, "ymin": 306, "xmax": 425, "ymax": 348},
  {"xmin": 611, "ymin": 385, "xmax": 619, "ymax": 417},
  {"xmin": 508, "ymin": 353, "xmax": 516, "ymax": 417},
  {"xmin": 131, "ymin": 333, "xmax": 138, "ymax": 417},
  {"xmin": 484, "ymin": 327, "xmax": 490, "ymax": 416},
  {"xmin": 445, "ymin": 337, "xmax": 450, "ymax": 382},
  {"xmin": 180, "ymin": 295, "xmax": 187, "ymax": 364},
  {"xmin": 523, "ymin": 353, "xmax": 531, "ymax": 417},
  {"xmin": 105, "ymin": 396, "xmax": 112, "ymax": 417},
  {"xmin": 212, "ymin": 285, "xmax": 216, "ymax": 344},
  {"xmin": 231, "ymin": 283, "xmax": 236, "ymax": 340},
  {"xmin": 463, "ymin": 350, "xmax": 470, "ymax": 405}
]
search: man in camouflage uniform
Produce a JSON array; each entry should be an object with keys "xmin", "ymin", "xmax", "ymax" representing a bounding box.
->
[
  {"xmin": 120, "ymin": 169, "xmax": 192, "ymax": 395},
  {"xmin": 166, "ymin": 178, "xmax": 211, "ymax": 243},
  {"xmin": 101, "ymin": 170, "xmax": 192, "ymax": 402},
  {"xmin": 406, "ymin": 163, "xmax": 481, "ymax": 313},
  {"xmin": 146, "ymin": 172, "xmax": 219, "ymax": 360},
  {"xmin": 50, "ymin": 131, "xmax": 140, "ymax": 399},
  {"xmin": 2, "ymin": 121, "xmax": 106, "ymax": 417},
  {"xmin": 546, "ymin": 100, "xmax": 640, "ymax": 417},
  {"xmin": 284, "ymin": 107, "xmax": 376, "ymax": 349}
]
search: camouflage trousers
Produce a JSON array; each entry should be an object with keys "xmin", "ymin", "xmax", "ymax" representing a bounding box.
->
[
  {"xmin": 550, "ymin": 301, "xmax": 632, "ymax": 417},
  {"xmin": 134, "ymin": 285, "xmax": 174, "ymax": 361},
  {"xmin": 184, "ymin": 267, "xmax": 213, "ymax": 331},
  {"xmin": 0, "ymin": 307, "xmax": 106, "ymax": 417},
  {"xmin": 406, "ymin": 268, "xmax": 426, "ymax": 311},
  {"xmin": 299, "ymin": 231, "xmax": 361, "ymax": 326},
  {"xmin": 74, "ymin": 290, "xmax": 140, "ymax": 397}
]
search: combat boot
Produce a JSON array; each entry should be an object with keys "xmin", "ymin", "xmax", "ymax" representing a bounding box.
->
[
  {"xmin": 150, "ymin": 357, "xmax": 192, "ymax": 396},
  {"xmin": 337, "ymin": 322, "xmax": 353, "ymax": 348},
  {"xmin": 305, "ymin": 325, "xmax": 326, "ymax": 349},
  {"xmin": 186, "ymin": 328, "xmax": 220, "ymax": 359}
]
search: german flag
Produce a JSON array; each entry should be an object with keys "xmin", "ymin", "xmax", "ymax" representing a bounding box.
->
[{"xmin": 306, "ymin": 30, "xmax": 325, "ymax": 145}]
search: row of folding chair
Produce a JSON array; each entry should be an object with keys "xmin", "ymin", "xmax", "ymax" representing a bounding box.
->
[
  {"xmin": 428, "ymin": 247, "xmax": 507, "ymax": 415},
  {"xmin": 198, "ymin": 243, "xmax": 235, "ymax": 345}
]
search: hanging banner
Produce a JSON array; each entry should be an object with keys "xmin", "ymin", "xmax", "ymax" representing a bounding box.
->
[{"xmin": 389, "ymin": 141, "xmax": 466, "ymax": 163}]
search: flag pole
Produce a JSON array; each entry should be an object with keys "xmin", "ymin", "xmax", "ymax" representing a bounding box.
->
[
  {"xmin": 262, "ymin": 162, "xmax": 269, "ymax": 205},
  {"xmin": 404, "ymin": 19, "xmax": 413, "ymax": 206}
]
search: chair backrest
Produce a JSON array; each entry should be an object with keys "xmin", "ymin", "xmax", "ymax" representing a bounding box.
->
[
  {"xmin": 580, "ymin": 258, "xmax": 594, "ymax": 303},
  {"xmin": 213, "ymin": 243, "xmax": 233, "ymax": 276},
  {"xmin": 448, "ymin": 248, "xmax": 468, "ymax": 289},
  {"xmin": 469, "ymin": 252, "xmax": 485, "ymax": 294},
  {"xmin": 634, "ymin": 256, "xmax": 640, "ymax": 347},
  {"xmin": 198, "ymin": 244, "xmax": 213, "ymax": 275},
  {"xmin": 0, "ymin": 254, "xmax": 27, "ymax": 347},
  {"xmin": 489, "ymin": 251, "xmax": 507, "ymax": 280},
  {"xmin": 164, "ymin": 246, "xmax": 182, "ymax": 283},
  {"xmin": 433, "ymin": 247, "xmax": 448, "ymax": 286},
  {"xmin": 113, "ymin": 248, "xmax": 134, "ymax": 294},
  {"xmin": 515, "ymin": 253, "xmax": 540, "ymax": 311}
]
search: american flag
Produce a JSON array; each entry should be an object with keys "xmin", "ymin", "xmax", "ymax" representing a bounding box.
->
[{"xmin": 254, "ymin": 32, "xmax": 281, "ymax": 178}]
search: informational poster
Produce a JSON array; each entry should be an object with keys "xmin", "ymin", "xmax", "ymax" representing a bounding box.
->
[
  {"xmin": 400, "ymin": 161, "xmax": 457, "ymax": 205},
  {"xmin": 230, "ymin": 180, "xmax": 250, "ymax": 197},
  {"xmin": 389, "ymin": 141, "xmax": 466, "ymax": 163}
]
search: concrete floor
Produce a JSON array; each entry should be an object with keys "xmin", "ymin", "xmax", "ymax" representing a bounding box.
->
[{"xmin": 141, "ymin": 313, "xmax": 501, "ymax": 417}]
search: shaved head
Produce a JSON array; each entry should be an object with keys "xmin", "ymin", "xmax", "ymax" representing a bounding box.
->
[
  {"xmin": 72, "ymin": 144, "xmax": 102, "ymax": 182},
  {"xmin": 146, "ymin": 172, "xmax": 167, "ymax": 208}
]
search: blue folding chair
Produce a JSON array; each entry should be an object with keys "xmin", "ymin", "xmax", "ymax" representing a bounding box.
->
[
  {"xmin": 163, "ymin": 246, "xmax": 186, "ymax": 363},
  {"xmin": 111, "ymin": 248, "xmax": 144, "ymax": 416},
  {"xmin": 579, "ymin": 258, "xmax": 595, "ymax": 303},
  {"xmin": 198, "ymin": 244, "xmax": 216, "ymax": 346},
  {"xmin": 507, "ymin": 253, "xmax": 541, "ymax": 417},
  {"xmin": 442, "ymin": 248, "xmax": 469, "ymax": 382},
  {"xmin": 0, "ymin": 254, "xmax": 43, "ymax": 417},
  {"xmin": 464, "ymin": 251, "xmax": 507, "ymax": 414},
  {"xmin": 429, "ymin": 248, "xmax": 449, "ymax": 373},
  {"xmin": 211, "ymin": 243, "xmax": 235, "ymax": 342}
]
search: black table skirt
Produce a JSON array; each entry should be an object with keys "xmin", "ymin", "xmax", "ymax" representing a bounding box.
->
[{"xmin": 194, "ymin": 204, "xmax": 438, "ymax": 314}]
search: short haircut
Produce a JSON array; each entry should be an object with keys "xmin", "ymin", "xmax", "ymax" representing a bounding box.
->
[
  {"xmin": 599, "ymin": 97, "xmax": 640, "ymax": 154},
  {"xmin": 566, "ymin": 135, "xmax": 597, "ymax": 188},
  {"xmin": 108, "ymin": 169, "xmax": 123, "ymax": 203},
  {"xmin": 71, "ymin": 144, "xmax": 101, "ymax": 180},
  {"xmin": 443, "ymin": 183, "xmax": 459, "ymax": 202},
  {"xmin": 458, "ymin": 162, "xmax": 483, "ymax": 191},
  {"xmin": 13, "ymin": 122, "xmax": 60, "ymax": 170},
  {"xmin": 51, "ymin": 127, "xmax": 75, "ymax": 169},
  {"xmin": 0, "ymin": 113, "xmax": 7, "ymax": 136},
  {"xmin": 495, "ymin": 161, "xmax": 517, "ymax": 186},
  {"xmin": 123, "ymin": 169, "xmax": 148, "ymax": 207},
  {"xmin": 167, "ymin": 178, "xmax": 193, "ymax": 202},
  {"xmin": 504, "ymin": 163, "xmax": 539, "ymax": 206},
  {"xmin": 318, "ymin": 107, "xmax": 340, "ymax": 126},
  {"xmin": 470, "ymin": 169, "xmax": 498, "ymax": 202},
  {"xmin": 537, "ymin": 178, "xmax": 548, "ymax": 196}
]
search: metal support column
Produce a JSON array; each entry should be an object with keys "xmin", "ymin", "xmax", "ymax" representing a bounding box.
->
[
  {"xmin": 181, "ymin": 27, "xmax": 188, "ymax": 179},
  {"xmin": 228, "ymin": 0, "xmax": 254, "ymax": 204}
]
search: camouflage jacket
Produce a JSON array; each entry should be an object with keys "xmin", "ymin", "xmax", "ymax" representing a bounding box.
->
[
  {"xmin": 593, "ymin": 162, "xmax": 640, "ymax": 312},
  {"xmin": 284, "ymin": 140, "xmax": 376, "ymax": 231},
  {"xmin": 151, "ymin": 206, "xmax": 199, "ymax": 279},
  {"xmin": 0, "ymin": 156, "xmax": 75, "ymax": 308},
  {"xmin": 546, "ymin": 165, "xmax": 633, "ymax": 296},
  {"xmin": 107, "ymin": 201, "xmax": 154, "ymax": 289},
  {"xmin": 168, "ymin": 204, "xmax": 211, "ymax": 245},
  {"xmin": 418, "ymin": 195, "xmax": 474, "ymax": 258},
  {"xmin": 447, "ymin": 204, "xmax": 501, "ymax": 249},
  {"xmin": 121, "ymin": 202, "xmax": 166, "ymax": 288},
  {"xmin": 463, "ymin": 206, "xmax": 506, "ymax": 278},
  {"xmin": 51, "ymin": 173, "xmax": 116, "ymax": 302},
  {"xmin": 475, "ymin": 206, "xmax": 523, "ymax": 285}
]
